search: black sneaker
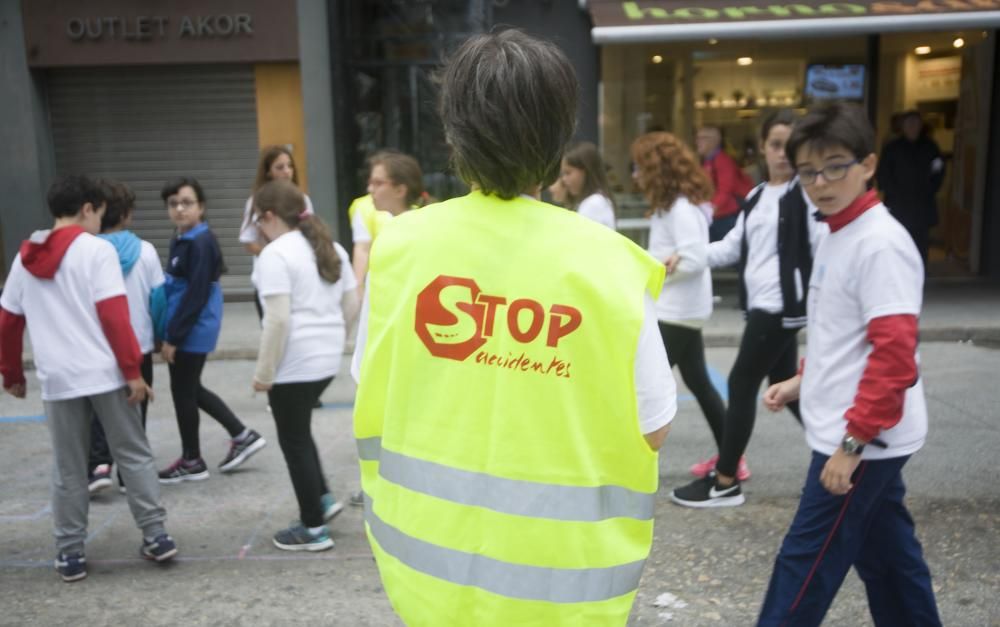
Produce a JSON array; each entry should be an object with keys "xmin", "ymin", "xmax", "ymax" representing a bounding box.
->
[
  {"xmin": 272, "ymin": 523, "xmax": 333, "ymax": 552},
  {"xmin": 54, "ymin": 551, "xmax": 87, "ymax": 582},
  {"xmin": 88, "ymin": 464, "xmax": 113, "ymax": 495},
  {"xmin": 670, "ymin": 473, "xmax": 745, "ymax": 508},
  {"xmin": 219, "ymin": 430, "xmax": 266, "ymax": 472},
  {"xmin": 158, "ymin": 457, "xmax": 210, "ymax": 484},
  {"xmin": 140, "ymin": 534, "xmax": 178, "ymax": 562}
]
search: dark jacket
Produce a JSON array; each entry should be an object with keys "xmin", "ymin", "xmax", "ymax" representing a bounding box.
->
[
  {"xmin": 164, "ymin": 222, "xmax": 225, "ymax": 353},
  {"xmin": 877, "ymin": 135, "xmax": 945, "ymax": 230},
  {"xmin": 736, "ymin": 182, "xmax": 813, "ymax": 329}
]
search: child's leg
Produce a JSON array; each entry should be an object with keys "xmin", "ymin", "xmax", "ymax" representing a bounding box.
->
[
  {"xmin": 43, "ymin": 397, "xmax": 93, "ymax": 554},
  {"xmin": 854, "ymin": 472, "xmax": 941, "ymax": 626},
  {"xmin": 177, "ymin": 350, "xmax": 246, "ymax": 438},
  {"xmin": 717, "ymin": 310, "xmax": 797, "ymax": 478},
  {"xmin": 91, "ymin": 388, "xmax": 167, "ymax": 539},
  {"xmin": 767, "ymin": 336, "xmax": 802, "ymax": 424},
  {"xmin": 139, "ymin": 352, "xmax": 153, "ymax": 428},
  {"xmin": 268, "ymin": 379, "xmax": 330, "ymax": 527},
  {"xmin": 757, "ymin": 453, "xmax": 908, "ymax": 626},
  {"xmin": 88, "ymin": 414, "xmax": 113, "ymax": 472},
  {"xmin": 168, "ymin": 353, "xmax": 203, "ymax": 459},
  {"xmin": 658, "ymin": 322, "xmax": 725, "ymax": 448}
]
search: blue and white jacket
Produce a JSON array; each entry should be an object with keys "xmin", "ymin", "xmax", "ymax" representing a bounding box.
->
[{"xmin": 163, "ymin": 222, "xmax": 225, "ymax": 354}]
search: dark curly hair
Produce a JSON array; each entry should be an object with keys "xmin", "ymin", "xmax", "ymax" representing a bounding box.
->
[{"xmin": 630, "ymin": 132, "xmax": 714, "ymax": 212}]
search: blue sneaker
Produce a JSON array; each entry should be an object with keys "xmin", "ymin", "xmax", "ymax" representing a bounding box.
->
[
  {"xmin": 321, "ymin": 493, "xmax": 344, "ymax": 522},
  {"xmin": 272, "ymin": 523, "xmax": 333, "ymax": 552},
  {"xmin": 55, "ymin": 551, "xmax": 87, "ymax": 582},
  {"xmin": 140, "ymin": 534, "xmax": 178, "ymax": 562}
]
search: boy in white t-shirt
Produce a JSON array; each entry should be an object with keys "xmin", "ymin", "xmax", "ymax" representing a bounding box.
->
[
  {"xmin": 86, "ymin": 180, "xmax": 165, "ymax": 495},
  {"xmin": 756, "ymin": 103, "xmax": 940, "ymax": 625},
  {"xmin": 0, "ymin": 175, "xmax": 177, "ymax": 582}
]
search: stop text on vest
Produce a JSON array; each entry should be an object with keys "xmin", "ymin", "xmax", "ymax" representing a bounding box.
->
[{"xmin": 415, "ymin": 275, "xmax": 582, "ymax": 364}]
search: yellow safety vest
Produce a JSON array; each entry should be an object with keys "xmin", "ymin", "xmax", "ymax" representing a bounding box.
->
[
  {"xmin": 355, "ymin": 190, "xmax": 665, "ymax": 626},
  {"xmin": 348, "ymin": 194, "xmax": 394, "ymax": 242}
]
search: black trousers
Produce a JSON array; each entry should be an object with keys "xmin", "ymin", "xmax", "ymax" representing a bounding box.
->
[
  {"xmin": 716, "ymin": 309, "xmax": 802, "ymax": 478},
  {"xmin": 89, "ymin": 353, "xmax": 153, "ymax": 471},
  {"xmin": 658, "ymin": 322, "xmax": 727, "ymax": 448},
  {"xmin": 268, "ymin": 377, "xmax": 333, "ymax": 527},
  {"xmin": 169, "ymin": 350, "xmax": 245, "ymax": 460}
]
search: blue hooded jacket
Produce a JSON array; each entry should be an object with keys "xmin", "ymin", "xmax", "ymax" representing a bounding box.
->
[
  {"xmin": 98, "ymin": 230, "xmax": 142, "ymax": 275},
  {"xmin": 163, "ymin": 222, "xmax": 224, "ymax": 353}
]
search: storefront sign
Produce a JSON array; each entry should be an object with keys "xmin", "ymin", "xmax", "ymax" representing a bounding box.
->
[
  {"xmin": 590, "ymin": 0, "xmax": 1000, "ymax": 41},
  {"xmin": 23, "ymin": 0, "xmax": 298, "ymax": 66}
]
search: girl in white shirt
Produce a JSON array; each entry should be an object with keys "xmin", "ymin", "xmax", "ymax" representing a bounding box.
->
[
  {"xmin": 631, "ymin": 132, "xmax": 727, "ymax": 466},
  {"xmin": 239, "ymin": 146, "xmax": 314, "ymax": 319},
  {"xmin": 671, "ymin": 109, "xmax": 828, "ymax": 508},
  {"xmin": 250, "ymin": 180, "xmax": 360, "ymax": 551},
  {"xmin": 560, "ymin": 141, "xmax": 617, "ymax": 229}
]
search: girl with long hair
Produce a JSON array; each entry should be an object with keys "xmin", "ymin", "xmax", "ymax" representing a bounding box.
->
[
  {"xmin": 251, "ymin": 180, "xmax": 359, "ymax": 550},
  {"xmin": 560, "ymin": 141, "xmax": 617, "ymax": 229},
  {"xmin": 631, "ymin": 132, "xmax": 727, "ymax": 492}
]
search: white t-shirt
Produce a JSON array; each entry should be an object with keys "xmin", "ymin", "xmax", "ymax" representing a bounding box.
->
[
  {"xmin": 708, "ymin": 182, "xmax": 827, "ymax": 313},
  {"xmin": 577, "ymin": 193, "xmax": 616, "ymax": 230},
  {"xmin": 252, "ymin": 230, "xmax": 358, "ymax": 383},
  {"xmin": 125, "ymin": 240, "xmax": 165, "ymax": 354},
  {"xmin": 800, "ymin": 204, "xmax": 927, "ymax": 460},
  {"xmin": 352, "ymin": 209, "xmax": 373, "ymax": 244},
  {"xmin": 351, "ymin": 287, "xmax": 676, "ymax": 435},
  {"xmin": 0, "ymin": 233, "xmax": 127, "ymax": 401},
  {"xmin": 647, "ymin": 196, "xmax": 713, "ymax": 323},
  {"xmin": 239, "ymin": 194, "xmax": 315, "ymax": 245}
]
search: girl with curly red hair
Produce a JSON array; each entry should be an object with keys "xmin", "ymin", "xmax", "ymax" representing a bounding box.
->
[{"xmin": 632, "ymin": 132, "xmax": 727, "ymax": 497}]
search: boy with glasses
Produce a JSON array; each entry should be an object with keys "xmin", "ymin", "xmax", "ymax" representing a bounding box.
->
[{"xmin": 756, "ymin": 102, "xmax": 940, "ymax": 625}]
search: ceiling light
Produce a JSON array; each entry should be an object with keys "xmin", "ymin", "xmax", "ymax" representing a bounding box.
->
[
  {"xmin": 708, "ymin": 38, "xmax": 719, "ymax": 45},
  {"xmin": 737, "ymin": 57, "xmax": 753, "ymax": 66},
  {"xmin": 652, "ymin": 54, "xmax": 663, "ymax": 64},
  {"xmin": 915, "ymin": 46, "xmax": 931, "ymax": 55},
  {"xmin": 953, "ymin": 37, "xmax": 965, "ymax": 48}
]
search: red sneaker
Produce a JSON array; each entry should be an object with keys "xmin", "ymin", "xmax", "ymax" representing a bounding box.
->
[{"xmin": 689, "ymin": 454, "xmax": 718, "ymax": 478}]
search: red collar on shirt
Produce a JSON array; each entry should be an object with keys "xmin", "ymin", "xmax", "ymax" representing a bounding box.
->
[{"xmin": 818, "ymin": 189, "xmax": 880, "ymax": 233}]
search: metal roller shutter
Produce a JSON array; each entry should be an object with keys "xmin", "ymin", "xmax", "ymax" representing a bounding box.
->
[{"xmin": 46, "ymin": 65, "xmax": 260, "ymax": 294}]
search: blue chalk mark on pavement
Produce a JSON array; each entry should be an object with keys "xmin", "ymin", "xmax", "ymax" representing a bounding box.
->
[{"xmin": 0, "ymin": 414, "xmax": 46, "ymax": 424}]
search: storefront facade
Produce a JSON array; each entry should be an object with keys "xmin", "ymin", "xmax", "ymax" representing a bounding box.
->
[
  {"xmin": 2, "ymin": 0, "xmax": 337, "ymax": 294},
  {"xmin": 588, "ymin": 0, "xmax": 1000, "ymax": 278}
]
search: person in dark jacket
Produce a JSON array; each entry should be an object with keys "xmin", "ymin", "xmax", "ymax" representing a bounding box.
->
[
  {"xmin": 158, "ymin": 177, "xmax": 266, "ymax": 484},
  {"xmin": 876, "ymin": 110, "xmax": 945, "ymax": 265},
  {"xmin": 671, "ymin": 110, "xmax": 828, "ymax": 508}
]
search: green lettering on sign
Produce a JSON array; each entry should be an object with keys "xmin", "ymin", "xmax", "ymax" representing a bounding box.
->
[{"xmin": 623, "ymin": 2, "xmax": 669, "ymax": 18}]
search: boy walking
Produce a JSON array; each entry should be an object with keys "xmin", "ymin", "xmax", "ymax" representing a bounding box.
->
[
  {"xmin": 757, "ymin": 103, "xmax": 940, "ymax": 625},
  {"xmin": 0, "ymin": 175, "xmax": 178, "ymax": 582}
]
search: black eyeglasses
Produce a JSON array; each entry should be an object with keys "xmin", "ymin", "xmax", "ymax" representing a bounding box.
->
[
  {"xmin": 167, "ymin": 199, "xmax": 198, "ymax": 210},
  {"xmin": 797, "ymin": 159, "xmax": 859, "ymax": 186}
]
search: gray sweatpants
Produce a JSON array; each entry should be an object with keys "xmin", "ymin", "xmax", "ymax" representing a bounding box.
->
[{"xmin": 44, "ymin": 387, "xmax": 167, "ymax": 554}]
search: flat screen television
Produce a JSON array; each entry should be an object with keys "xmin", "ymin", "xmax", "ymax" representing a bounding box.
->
[{"xmin": 804, "ymin": 64, "xmax": 866, "ymax": 101}]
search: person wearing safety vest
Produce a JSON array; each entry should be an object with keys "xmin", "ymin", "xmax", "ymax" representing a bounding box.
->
[
  {"xmin": 349, "ymin": 151, "xmax": 425, "ymax": 294},
  {"xmin": 351, "ymin": 30, "xmax": 677, "ymax": 626}
]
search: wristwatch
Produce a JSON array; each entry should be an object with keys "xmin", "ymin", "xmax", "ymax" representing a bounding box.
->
[{"xmin": 841, "ymin": 434, "xmax": 866, "ymax": 456}]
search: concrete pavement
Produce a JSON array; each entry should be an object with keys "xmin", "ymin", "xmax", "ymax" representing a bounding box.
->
[{"xmin": 1, "ymin": 340, "xmax": 998, "ymax": 625}]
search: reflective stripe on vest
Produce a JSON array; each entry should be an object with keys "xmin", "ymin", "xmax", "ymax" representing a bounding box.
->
[
  {"xmin": 357, "ymin": 438, "xmax": 654, "ymax": 522},
  {"xmin": 363, "ymin": 493, "xmax": 646, "ymax": 604}
]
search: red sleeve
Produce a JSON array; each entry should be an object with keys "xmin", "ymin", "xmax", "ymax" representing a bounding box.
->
[
  {"xmin": 0, "ymin": 308, "xmax": 26, "ymax": 388},
  {"xmin": 844, "ymin": 314, "xmax": 919, "ymax": 442},
  {"xmin": 96, "ymin": 295, "xmax": 143, "ymax": 381}
]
